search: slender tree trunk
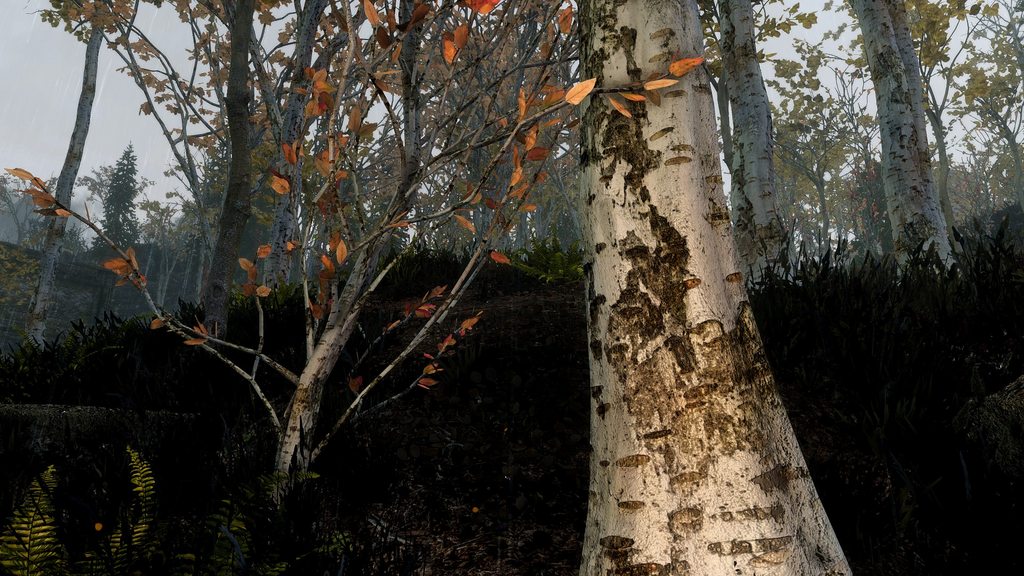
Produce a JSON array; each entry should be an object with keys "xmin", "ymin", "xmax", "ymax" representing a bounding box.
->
[
  {"xmin": 719, "ymin": 0, "xmax": 786, "ymax": 280},
  {"xmin": 851, "ymin": 0, "xmax": 951, "ymax": 262},
  {"xmin": 264, "ymin": 0, "xmax": 330, "ymax": 285},
  {"xmin": 275, "ymin": 0, "xmax": 422, "ymax": 476},
  {"xmin": 25, "ymin": 29, "xmax": 103, "ymax": 342},
  {"xmin": 578, "ymin": 0, "xmax": 850, "ymax": 573},
  {"xmin": 925, "ymin": 107, "xmax": 955, "ymax": 230},
  {"xmin": 202, "ymin": 0, "xmax": 255, "ymax": 336}
]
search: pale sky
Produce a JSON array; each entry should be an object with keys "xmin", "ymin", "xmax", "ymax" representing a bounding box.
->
[{"xmin": 1, "ymin": 0, "xmax": 188, "ymax": 200}]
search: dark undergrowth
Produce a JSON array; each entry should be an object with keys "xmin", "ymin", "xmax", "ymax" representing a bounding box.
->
[{"xmin": 1, "ymin": 233, "xmax": 1023, "ymax": 574}]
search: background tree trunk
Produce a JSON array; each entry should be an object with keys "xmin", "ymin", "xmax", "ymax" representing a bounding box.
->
[
  {"xmin": 578, "ymin": 0, "xmax": 850, "ymax": 573},
  {"xmin": 25, "ymin": 29, "xmax": 102, "ymax": 342},
  {"xmin": 201, "ymin": 0, "xmax": 255, "ymax": 336},
  {"xmin": 851, "ymin": 0, "xmax": 951, "ymax": 262},
  {"xmin": 719, "ymin": 0, "xmax": 787, "ymax": 280},
  {"xmin": 264, "ymin": 0, "xmax": 330, "ymax": 285}
]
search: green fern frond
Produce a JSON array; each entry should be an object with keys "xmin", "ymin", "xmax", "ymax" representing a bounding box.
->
[{"xmin": 0, "ymin": 466, "xmax": 67, "ymax": 576}]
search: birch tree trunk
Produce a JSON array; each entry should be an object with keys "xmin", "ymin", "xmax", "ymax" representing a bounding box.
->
[
  {"xmin": 264, "ymin": 0, "xmax": 329, "ymax": 284},
  {"xmin": 719, "ymin": 0, "xmax": 786, "ymax": 280},
  {"xmin": 25, "ymin": 29, "xmax": 102, "ymax": 342},
  {"xmin": 851, "ymin": 0, "xmax": 951, "ymax": 262},
  {"xmin": 578, "ymin": 0, "xmax": 850, "ymax": 573},
  {"xmin": 202, "ymin": 0, "xmax": 255, "ymax": 336}
]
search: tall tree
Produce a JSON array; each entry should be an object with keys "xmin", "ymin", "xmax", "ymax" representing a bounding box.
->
[
  {"xmin": 201, "ymin": 0, "xmax": 256, "ymax": 336},
  {"xmin": 578, "ymin": 0, "xmax": 849, "ymax": 573},
  {"xmin": 718, "ymin": 0, "xmax": 786, "ymax": 279},
  {"xmin": 850, "ymin": 0, "xmax": 952, "ymax": 261},
  {"xmin": 24, "ymin": 27, "xmax": 103, "ymax": 342},
  {"xmin": 95, "ymin": 146, "xmax": 143, "ymax": 251}
]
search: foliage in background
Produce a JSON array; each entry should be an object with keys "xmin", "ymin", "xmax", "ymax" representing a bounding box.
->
[{"xmin": 751, "ymin": 225, "xmax": 1024, "ymax": 573}]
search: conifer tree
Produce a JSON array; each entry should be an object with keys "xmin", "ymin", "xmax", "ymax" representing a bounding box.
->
[{"xmin": 95, "ymin": 145, "xmax": 142, "ymax": 251}]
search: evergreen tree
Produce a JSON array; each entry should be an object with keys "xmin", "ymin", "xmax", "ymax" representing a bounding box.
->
[{"xmin": 94, "ymin": 145, "xmax": 142, "ymax": 250}]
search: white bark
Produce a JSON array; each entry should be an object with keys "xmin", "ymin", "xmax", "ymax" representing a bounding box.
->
[
  {"xmin": 25, "ymin": 29, "xmax": 103, "ymax": 342},
  {"xmin": 719, "ymin": 0, "xmax": 786, "ymax": 281},
  {"xmin": 578, "ymin": 0, "xmax": 850, "ymax": 573},
  {"xmin": 851, "ymin": 0, "xmax": 951, "ymax": 262}
]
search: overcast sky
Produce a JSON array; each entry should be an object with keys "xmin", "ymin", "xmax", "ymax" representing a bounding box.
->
[
  {"xmin": 0, "ymin": 0, "xmax": 843, "ymax": 206},
  {"xmin": 1, "ymin": 0, "xmax": 186, "ymax": 200}
]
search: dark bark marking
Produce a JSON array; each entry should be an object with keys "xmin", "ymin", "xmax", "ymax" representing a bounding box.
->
[
  {"xmin": 613, "ymin": 563, "xmax": 668, "ymax": 576},
  {"xmin": 616, "ymin": 454, "xmax": 651, "ymax": 467},
  {"xmin": 668, "ymin": 507, "xmax": 703, "ymax": 533},
  {"xmin": 669, "ymin": 470, "xmax": 705, "ymax": 491},
  {"xmin": 751, "ymin": 464, "xmax": 809, "ymax": 493},
  {"xmin": 600, "ymin": 535, "xmax": 635, "ymax": 550},
  {"xmin": 618, "ymin": 500, "xmax": 646, "ymax": 510},
  {"xmin": 642, "ymin": 428, "xmax": 673, "ymax": 439}
]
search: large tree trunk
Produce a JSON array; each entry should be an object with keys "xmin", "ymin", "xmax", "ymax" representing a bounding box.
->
[
  {"xmin": 852, "ymin": 0, "xmax": 951, "ymax": 262},
  {"xmin": 202, "ymin": 0, "xmax": 255, "ymax": 336},
  {"xmin": 578, "ymin": 0, "xmax": 850, "ymax": 573},
  {"xmin": 25, "ymin": 29, "xmax": 103, "ymax": 342},
  {"xmin": 719, "ymin": 0, "xmax": 786, "ymax": 280}
]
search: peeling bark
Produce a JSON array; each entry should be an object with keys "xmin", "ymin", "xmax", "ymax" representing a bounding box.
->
[
  {"xmin": 25, "ymin": 29, "xmax": 102, "ymax": 342},
  {"xmin": 851, "ymin": 0, "xmax": 951, "ymax": 262},
  {"xmin": 578, "ymin": 0, "xmax": 850, "ymax": 573}
]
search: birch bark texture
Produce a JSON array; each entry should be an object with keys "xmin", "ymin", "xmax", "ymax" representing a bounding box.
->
[
  {"xmin": 578, "ymin": 0, "xmax": 850, "ymax": 573},
  {"xmin": 851, "ymin": 0, "xmax": 951, "ymax": 262},
  {"xmin": 25, "ymin": 28, "xmax": 103, "ymax": 342},
  {"xmin": 719, "ymin": 0, "xmax": 786, "ymax": 280}
]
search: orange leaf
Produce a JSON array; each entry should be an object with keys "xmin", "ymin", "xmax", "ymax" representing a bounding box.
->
[
  {"xmin": 454, "ymin": 214, "xmax": 476, "ymax": 234},
  {"xmin": 524, "ymin": 124, "xmax": 538, "ymax": 150},
  {"xmin": 348, "ymin": 106, "xmax": 362, "ymax": 133},
  {"xmin": 376, "ymin": 27, "xmax": 392, "ymax": 49},
  {"xmin": 348, "ymin": 375, "xmax": 364, "ymax": 393},
  {"xmin": 565, "ymin": 78, "xmax": 597, "ymax": 105},
  {"xmin": 464, "ymin": 0, "xmax": 500, "ymax": 14},
  {"xmin": 415, "ymin": 303, "xmax": 437, "ymax": 318},
  {"xmin": 521, "ymin": 203, "xmax": 537, "ymax": 212},
  {"xmin": 5, "ymin": 167, "xmax": 35, "ymax": 181},
  {"xmin": 364, "ymin": 0, "xmax": 380, "ymax": 27},
  {"xmin": 270, "ymin": 174, "xmax": 290, "ymax": 194},
  {"xmin": 606, "ymin": 95, "xmax": 632, "ymax": 118},
  {"xmin": 336, "ymin": 238, "xmax": 348, "ymax": 264},
  {"xmin": 310, "ymin": 302, "xmax": 324, "ymax": 320},
  {"xmin": 459, "ymin": 314, "xmax": 481, "ymax": 332},
  {"xmin": 417, "ymin": 377, "xmax": 439, "ymax": 388},
  {"xmin": 150, "ymin": 317, "xmax": 165, "ymax": 330},
  {"xmin": 490, "ymin": 251, "xmax": 511, "ymax": 265},
  {"xmin": 320, "ymin": 253, "xmax": 335, "ymax": 273},
  {"xmin": 286, "ymin": 240, "xmax": 299, "ymax": 253},
  {"xmin": 525, "ymin": 146, "xmax": 550, "ymax": 161},
  {"xmin": 643, "ymin": 77, "xmax": 679, "ymax": 90},
  {"xmin": 54, "ymin": 208, "xmax": 72, "ymax": 217},
  {"xmin": 256, "ymin": 285, "xmax": 272, "ymax": 297},
  {"xmin": 256, "ymin": 244, "xmax": 272, "ymax": 258},
  {"xmin": 443, "ymin": 36, "xmax": 458, "ymax": 65},
  {"xmin": 238, "ymin": 257, "xmax": 255, "ymax": 272},
  {"xmin": 517, "ymin": 88, "xmax": 528, "ymax": 122},
  {"xmin": 183, "ymin": 338, "xmax": 207, "ymax": 346},
  {"xmin": 669, "ymin": 56, "xmax": 704, "ymax": 77},
  {"xmin": 558, "ymin": 6, "xmax": 573, "ymax": 34},
  {"xmin": 282, "ymin": 142, "xmax": 298, "ymax": 165},
  {"xmin": 621, "ymin": 92, "xmax": 647, "ymax": 102},
  {"xmin": 454, "ymin": 24, "xmax": 469, "ymax": 49}
]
